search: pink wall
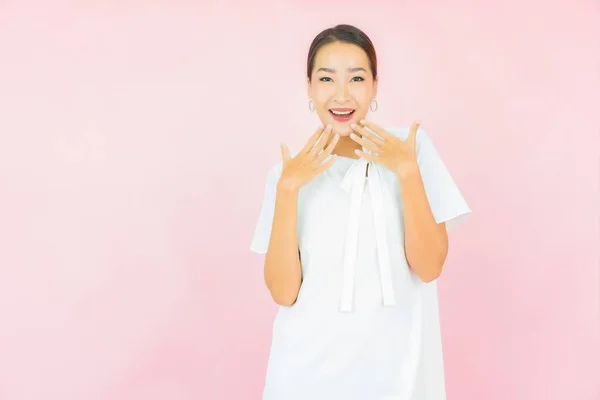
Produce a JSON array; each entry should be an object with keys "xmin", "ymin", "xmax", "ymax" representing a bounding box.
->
[{"xmin": 0, "ymin": 1, "xmax": 598, "ymax": 399}]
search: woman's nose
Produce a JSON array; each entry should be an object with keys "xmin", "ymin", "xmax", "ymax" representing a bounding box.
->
[{"xmin": 334, "ymin": 83, "xmax": 350, "ymax": 102}]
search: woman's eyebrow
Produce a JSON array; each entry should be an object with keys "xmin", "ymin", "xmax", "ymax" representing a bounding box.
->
[{"xmin": 316, "ymin": 67, "xmax": 367, "ymax": 73}]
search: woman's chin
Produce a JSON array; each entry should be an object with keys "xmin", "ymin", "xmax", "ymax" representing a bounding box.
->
[{"xmin": 333, "ymin": 126, "xmax": 353, "ymax": 137}]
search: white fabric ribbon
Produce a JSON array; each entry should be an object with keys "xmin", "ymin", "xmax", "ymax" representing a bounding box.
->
[
  {"xmin": 339, "ymin": 158, "xmax": 397, "ymax": 312},
  {"xmin": 335, "ymin": 138, "xmax": 423, "ymax": 399},
  {"xmin": 339, "ymin": 157, "xmax": 422, "ymax": 399}
]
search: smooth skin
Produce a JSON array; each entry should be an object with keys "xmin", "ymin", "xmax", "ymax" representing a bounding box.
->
[{"xmin": 263, "ymin": 41, "xmax": 447, "ymax": 306}]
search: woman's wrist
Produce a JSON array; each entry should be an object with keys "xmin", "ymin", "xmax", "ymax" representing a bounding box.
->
[
  {"xmin": 276, "ymin": 179, "xmax": 300, "ymax": 198},
  {"xmin": 394, "ymin": 160, "xmax": 420, "ymax": 182}
]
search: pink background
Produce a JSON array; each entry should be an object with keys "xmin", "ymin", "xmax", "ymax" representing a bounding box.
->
[{"xmin": 1, "ymin": 1, "xmax": 598, "ymax": 399}]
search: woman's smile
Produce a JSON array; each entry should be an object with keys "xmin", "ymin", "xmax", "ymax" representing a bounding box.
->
[{"xmin": 329, "ymin": 107, "xmax": 356, "ymax": 122}]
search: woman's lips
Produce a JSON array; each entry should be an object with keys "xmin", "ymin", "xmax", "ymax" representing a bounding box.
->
[{"xmin": 329, "ymin": 108, "xmax": 355, "ymax": 122}]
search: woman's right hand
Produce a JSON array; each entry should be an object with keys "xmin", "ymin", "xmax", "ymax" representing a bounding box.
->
[{"xmin": 278, "ymin": 125, "xmax": 339, "ymax": 193}]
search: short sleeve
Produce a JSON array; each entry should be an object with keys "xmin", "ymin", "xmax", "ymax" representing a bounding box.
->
[
  {"xmin": 250, "ymin": 162, "xmax": 283, "ymax": 254},
  {"xmin": 414, "ymin": 128, "xmax": 471, "ymax": 231}
]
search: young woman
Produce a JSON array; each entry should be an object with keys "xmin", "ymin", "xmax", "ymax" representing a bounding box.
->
[{"xmin": 250, "ymin": 24, "xmax": 471, "ymax": 400}]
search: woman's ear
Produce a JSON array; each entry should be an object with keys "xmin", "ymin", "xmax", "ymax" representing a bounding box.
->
[
  {"xmin": 306, "ymin": 76, "xmax": 311, "ymax": 95},
  {"xmin": 372, "ymin": 76, "xmax": 379, "ymax": 98}
]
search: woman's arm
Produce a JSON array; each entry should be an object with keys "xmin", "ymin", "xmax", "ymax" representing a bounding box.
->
[
  {"xmin": 261, "ymin": 125, "xmax": 338, "ymax": 305},
  {"xmin": 263, "ymin": 184, "xmax": 303, "ymax": 306},
  {"xmin": 397, "ymin": 164, "xmax": 449, "ymax": 283}
]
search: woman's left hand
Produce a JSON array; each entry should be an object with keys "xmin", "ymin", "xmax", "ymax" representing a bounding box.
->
[{"xmin": 350, "ymin": 120, "xmax": 420, "ymax": 179}]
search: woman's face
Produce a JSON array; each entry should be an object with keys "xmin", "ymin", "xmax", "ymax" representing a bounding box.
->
[{"xmin": 307, "ymin": 41, "xmax": 378, "ymax": 137}]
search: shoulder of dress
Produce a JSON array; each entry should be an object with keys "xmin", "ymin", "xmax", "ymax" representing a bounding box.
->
[
  {"xmin": 266, "ymin": 160, "xmax": 284, "ymax": 180},
  {"xmin": 385, "ymin": 125, "xmax": 432, "ymax": 151},
  {"xmin": 383, "ymin": 125, "xmax": 409, "ymax": 139},
  {"xmin": 385, "ymin": 125, "xmax": 428, "ymax": 137}
]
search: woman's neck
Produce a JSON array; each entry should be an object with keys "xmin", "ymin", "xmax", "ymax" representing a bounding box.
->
[{"xmin": 330, "ymin": 136, "xmax": 361, "ymax": 159}]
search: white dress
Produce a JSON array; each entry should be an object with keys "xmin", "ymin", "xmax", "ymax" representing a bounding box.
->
[{"xmin": 250, "ymin": 126, "xmax": 471, "ymax": 400}]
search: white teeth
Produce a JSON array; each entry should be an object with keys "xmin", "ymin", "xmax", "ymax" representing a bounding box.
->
[{"xmin": 330, "ymin": 110, "xmax": 354, "ymax": 115}]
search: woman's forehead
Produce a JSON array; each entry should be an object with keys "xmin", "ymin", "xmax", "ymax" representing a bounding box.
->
[{"xmin": 314, "ymin": 42, "xmax": 370, "ymax": 70}]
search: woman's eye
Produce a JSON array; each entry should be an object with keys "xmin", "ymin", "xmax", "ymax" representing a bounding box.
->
[{"xmin": 319, "ymin": 76, "xmax": 364, "ymax": 82}]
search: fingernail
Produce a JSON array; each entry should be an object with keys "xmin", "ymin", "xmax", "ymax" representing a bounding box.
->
[
  {"xmin": 351, "ymin": 123, "xmax": 357, "ymax": 129},
  {"xmin": 327, "ymin": 124, "xmax": 332, "ymax": 130},
  {"xmin": 360, "ymin": 119, "xmax": 366, "ymax": 124}
]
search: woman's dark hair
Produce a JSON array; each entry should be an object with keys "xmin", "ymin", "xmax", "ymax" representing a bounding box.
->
[{"xmin": 307, "ymin": 24, "xmax": 377, "ymax": 82}]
